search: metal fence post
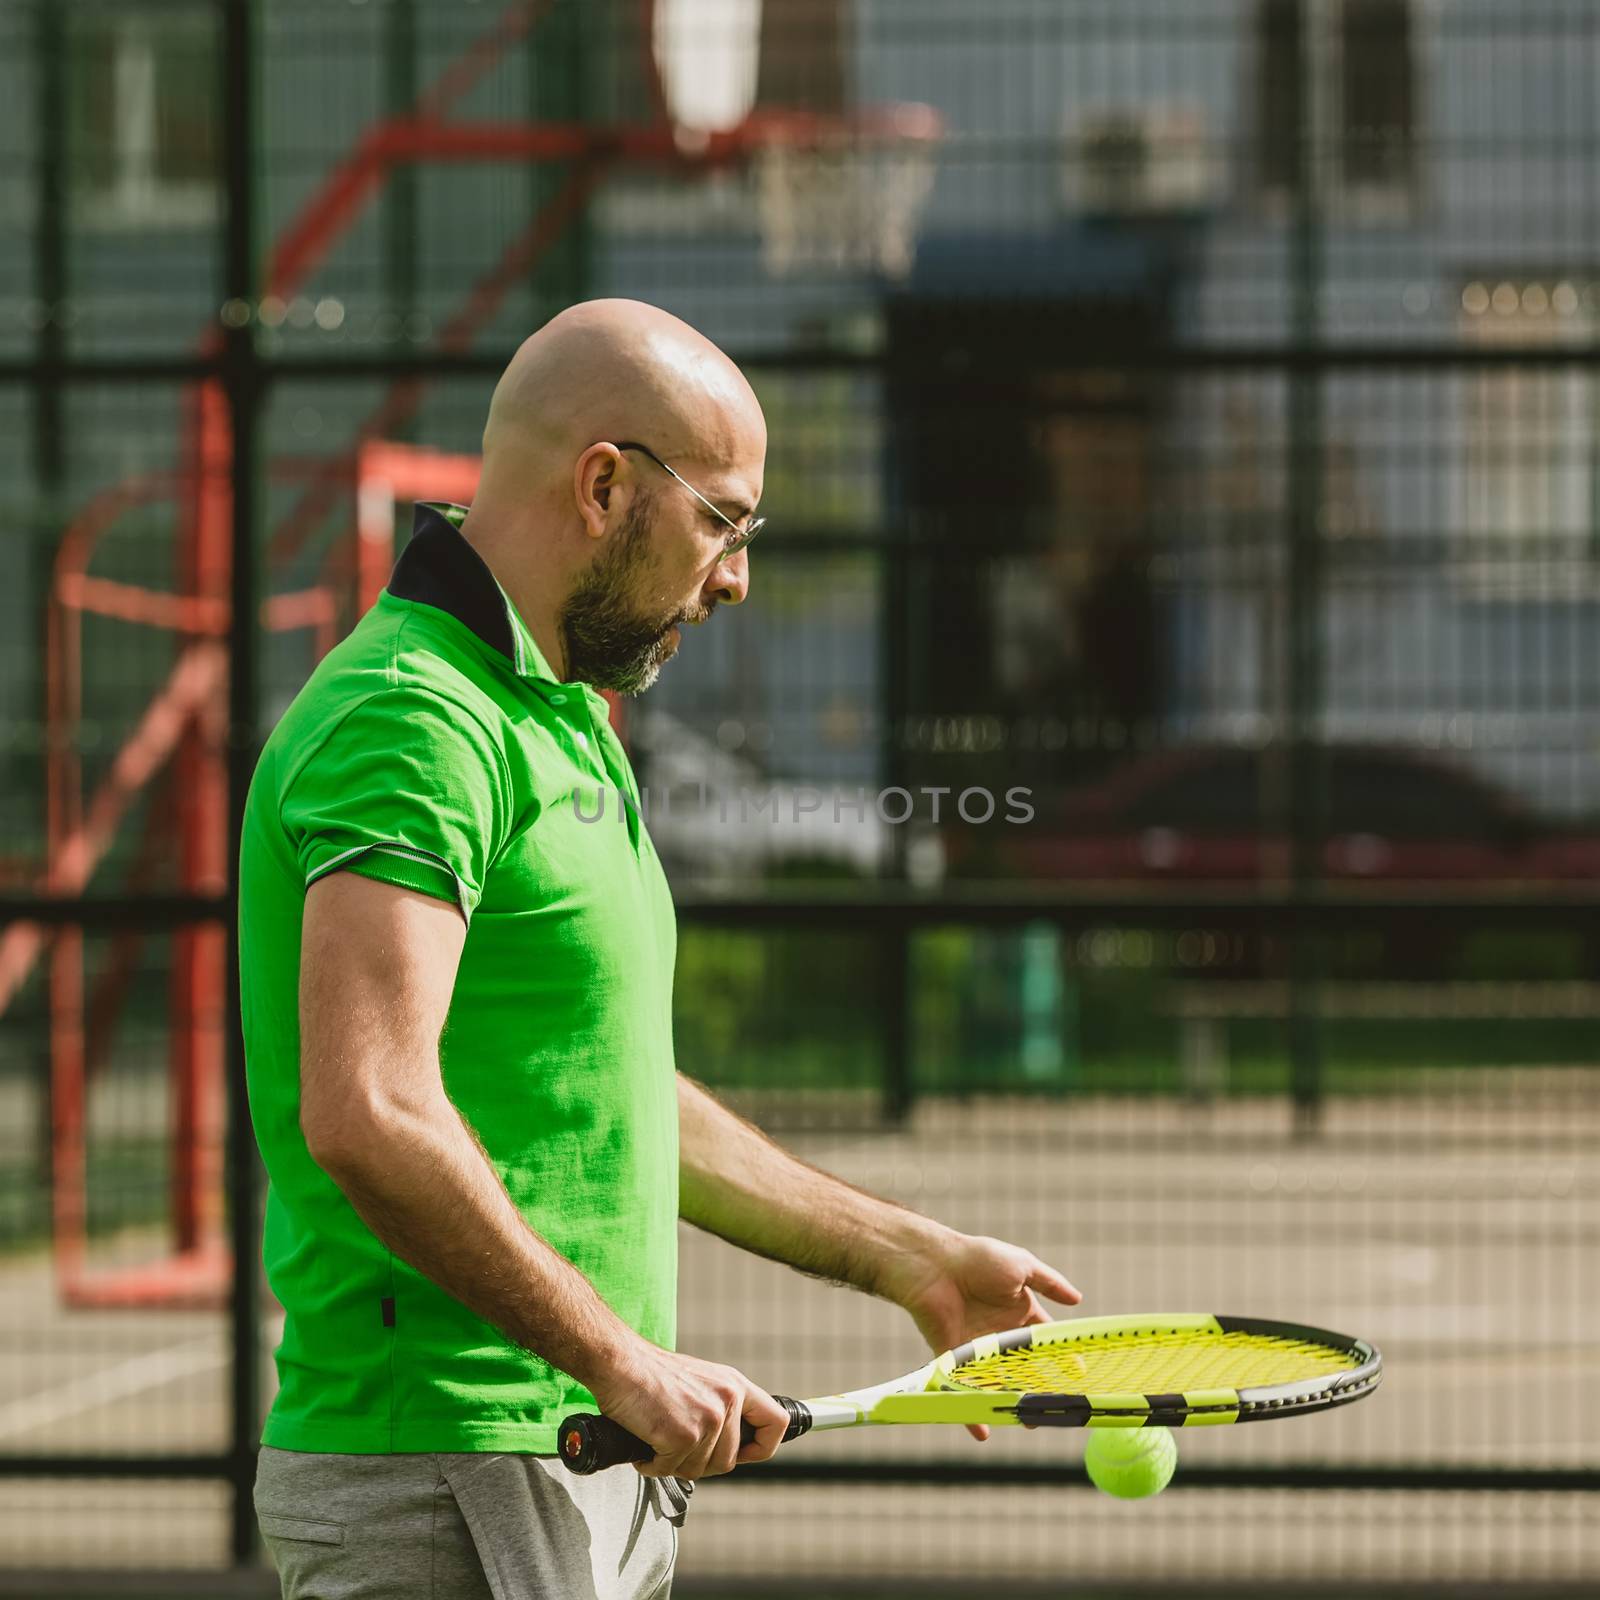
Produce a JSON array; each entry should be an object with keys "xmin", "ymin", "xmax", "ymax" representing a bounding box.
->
[
  {"xmin": 222, "ymin": 0, "xmax": 264, "ymax": 1568},
  {"xmin": 30, "ymin": 0, "xmax": 66, "ymax": 1224},
  {"xmin": 1287, "ymin": 0, "xmax": 1327, "ymax": 1139}
]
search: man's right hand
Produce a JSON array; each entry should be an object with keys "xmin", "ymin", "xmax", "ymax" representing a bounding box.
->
[{"xmin": 587, "ymin": 1337, "xmax": 791, "ymax": 1479}]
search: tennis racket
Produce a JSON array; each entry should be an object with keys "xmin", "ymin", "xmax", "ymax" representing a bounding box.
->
[{"xmin": 558, "ymin": 1311, "xmax": 1382, "ymax": 1474}]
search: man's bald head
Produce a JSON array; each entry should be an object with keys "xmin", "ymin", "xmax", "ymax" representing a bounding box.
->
[
  {"xmin": 480, "ymin": 299, "xmax": 764, "ymax": 491},
  {"xmin": 459, "ymin": 300, "xmax": 764, "ymax": 693}
]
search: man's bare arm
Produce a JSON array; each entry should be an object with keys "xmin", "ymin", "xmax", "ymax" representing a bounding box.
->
[
  {"xmin": 677, "ymin": 1071, "xmax": 1081, "ymax": 1440},
  {"xmin": 677, "ymin": 1071, "xmax": 944, "ymax": 1296},
  {"xmin": 298, "ymin": 872, "xmax": 786, "ymax": 1477}
]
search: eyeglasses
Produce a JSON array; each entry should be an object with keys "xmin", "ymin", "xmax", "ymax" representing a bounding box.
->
[{"xmin": 615, "ymin": 441, "xmax": 766, "ymax": 559}]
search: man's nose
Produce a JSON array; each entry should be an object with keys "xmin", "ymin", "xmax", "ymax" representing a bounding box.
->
[{"xmin": 705, "ymin": 548, "xmax": 749, "ymax": 607}]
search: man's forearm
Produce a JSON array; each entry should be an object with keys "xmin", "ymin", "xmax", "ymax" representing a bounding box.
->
[
  {"xmin": 313, "ymin": 1092, "xmax": 633, "ymax": 1390},
  {"xmin": 677, "ymin": 1072, "xmax": 947, "ymax": 1296}
]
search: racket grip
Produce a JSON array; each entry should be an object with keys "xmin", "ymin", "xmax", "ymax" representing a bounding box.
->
[{"xmin": 558, "ymin": 1397, "xmax": 813, "ymax": 1475}]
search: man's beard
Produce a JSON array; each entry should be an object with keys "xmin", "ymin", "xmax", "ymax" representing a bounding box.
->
[{"xmin": 559, "ymin": 492, "xmax": 709, "ymax": 694}]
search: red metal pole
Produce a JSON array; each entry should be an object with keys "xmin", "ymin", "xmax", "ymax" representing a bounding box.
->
[{"xmin": 171, "ymin": 377, "xmax": 233, "ymax": 1254}]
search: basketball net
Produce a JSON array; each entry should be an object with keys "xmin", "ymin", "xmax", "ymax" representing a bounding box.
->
[{"xmin": 754, "ymin": 115, "xmax": 940, "ymax": 279}]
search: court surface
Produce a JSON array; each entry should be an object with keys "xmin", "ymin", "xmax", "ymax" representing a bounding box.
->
[{"xmin": 0, "ymin": 1074, "xmax": 1595, "ymax": 1584}]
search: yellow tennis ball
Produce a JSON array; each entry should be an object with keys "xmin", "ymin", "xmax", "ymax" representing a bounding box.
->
[{"xmin": 1083, "ymin": 1426, "xmax": 1177, "ymax": 1499}]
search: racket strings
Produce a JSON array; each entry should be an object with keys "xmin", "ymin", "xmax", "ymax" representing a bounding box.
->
[{"xmin": 950, "ymin": 1328, "xmax": 1360, "ymax": 1394}]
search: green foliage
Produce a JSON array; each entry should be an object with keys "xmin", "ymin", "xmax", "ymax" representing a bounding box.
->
[
  {"xmin": 681, "ymin": 923, "xmax": 1600, "ymax": 1101},
  {"xmin": 673, "ymin": 926, "xmax": 885, "ymax": 1090}
]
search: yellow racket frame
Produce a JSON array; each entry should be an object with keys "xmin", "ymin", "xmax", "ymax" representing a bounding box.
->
[{"xmin": 816, "ymin": 1313, "xmax": 1382, "ymax": 1432}]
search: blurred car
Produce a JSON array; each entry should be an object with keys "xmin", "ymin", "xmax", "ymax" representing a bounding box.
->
[{"xmin": 947, "ymin": 743, "xmax": 1600, "ymax": 884}]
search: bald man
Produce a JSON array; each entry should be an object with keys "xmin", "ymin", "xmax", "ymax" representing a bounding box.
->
[{"xmin": 241, "ymin": 300, "xmax": 1081, "ymax": 1599}]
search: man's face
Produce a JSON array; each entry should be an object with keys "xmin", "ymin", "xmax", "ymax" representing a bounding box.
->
[
  {"xmin": 557, "ymin": 489, "xmax": 707, "ymax": 693},
  {"xmin": 560, "ymin": 450, "xmax": 759, "ymax": 694}
]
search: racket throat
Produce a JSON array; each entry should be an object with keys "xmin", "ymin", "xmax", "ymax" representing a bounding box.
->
[
  {"xmin": 801, "ymin": 1396, "xmax": 874, "ymax": 1432},
  {"xmin": 810, "ymin": 1359, "xmax": 945, "ymax": 1431}
]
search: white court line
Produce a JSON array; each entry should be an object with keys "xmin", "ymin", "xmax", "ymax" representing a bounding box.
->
[{"xmin": 0, "ymin": 1336, "xmax": 228, "ymax": 1443}]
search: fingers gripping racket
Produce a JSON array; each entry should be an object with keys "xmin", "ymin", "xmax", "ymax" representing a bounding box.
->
[{"xmin": 559, "ymin": 1312, "xmax": 1382, "ymax": 1474}]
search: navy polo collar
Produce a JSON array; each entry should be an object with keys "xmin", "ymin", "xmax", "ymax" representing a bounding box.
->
[{"xmin": 388, "ymin": 501, "xmax": 560, "ymax": 684}]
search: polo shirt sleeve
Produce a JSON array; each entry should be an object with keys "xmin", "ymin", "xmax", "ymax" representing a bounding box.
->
[{"xmin": 279, "ymin": 689, "xmax": 508, "ymax": 924}]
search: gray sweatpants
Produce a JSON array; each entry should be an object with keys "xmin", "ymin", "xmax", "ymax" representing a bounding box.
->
[{"xmin": 254, "ymin": 1446, "xmax": 686, "ymax": 1600}]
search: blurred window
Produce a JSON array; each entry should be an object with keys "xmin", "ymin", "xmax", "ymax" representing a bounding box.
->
[
  {"xmin": 1459, "ymin": 282, "xmax": 1598, "ymax": 596},
  {"xmin": 69, "ymin": 10, "xmax": 218, "ymax": 230},
  {"xmin": 1339, "ymin": 0, "xmax": 1415, "ymax": 191},
  {"xmin": 1256, "ymin": 0, "xmax": 1416, "ymax": 219}
]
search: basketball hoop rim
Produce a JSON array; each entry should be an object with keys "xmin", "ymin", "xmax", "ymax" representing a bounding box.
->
[
  {"xmin": 654, "ymin": 103, "xmax": 944, "ymax": 170},
  {"xmin": 737, "ymin": 102, "xmax": 944, "ymax": 154},
  {"xmin": 643, "ymin": 102, "xmax": 943, "ymax": 175}
]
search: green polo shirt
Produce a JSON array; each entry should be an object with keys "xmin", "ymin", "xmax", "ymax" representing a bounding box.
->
[{"xmin": 240, "ymin": 502, "xmax": 678, "ymax": 1454}]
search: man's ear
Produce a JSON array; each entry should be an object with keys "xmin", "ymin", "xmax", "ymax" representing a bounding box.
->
[{"xmin": 573, "ymin": 443, "xmax": 621, "ymax": 540}]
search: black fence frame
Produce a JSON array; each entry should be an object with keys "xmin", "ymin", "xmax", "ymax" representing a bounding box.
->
[{"xmin": 2, "ymin": 0, "xmax": 1599, "ymax": 1574}]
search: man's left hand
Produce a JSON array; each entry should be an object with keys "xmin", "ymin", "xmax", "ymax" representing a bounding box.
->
[{"xmin": 879, "ymin": 1230, "xmax": 1083, "ymax": 1441}]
